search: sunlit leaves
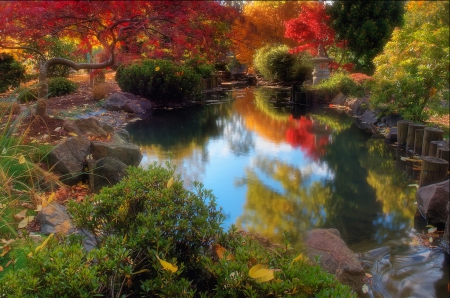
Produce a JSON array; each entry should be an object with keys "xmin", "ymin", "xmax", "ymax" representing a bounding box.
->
[
  {"xmin": 214, "ymin": 244, "xmax": 235, "ymax": 261},
  {"xmin": 155, "ymin": 254, "xmax": 178, "ymax": 273},
  {"xmin": 248, "ymin": 264, "xmax": 274, "ymax": 282}
]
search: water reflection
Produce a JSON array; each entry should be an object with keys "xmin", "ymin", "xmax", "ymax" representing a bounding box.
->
[{"xmin": 126, "ymin": 87, "xmax": 446, "ymax": 297}]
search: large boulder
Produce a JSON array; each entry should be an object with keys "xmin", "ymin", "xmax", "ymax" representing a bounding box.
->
[
  {"xmin": 36, "ymin": 203, "xmax": 75, "ymax": 235},
  {"xmin": 103, "ymin": 92, "xmax": 152, "ymax": 114},
  {"xmin": 103, "ymin": 93, "xmax": 129, "ymax": 111},
  {"xmin": 92, "ymin": 157, "xmax": 128, "ymax": 193},
  {"xmin": 63, "ymin": 118, "xmax": 108, "ymax": 138},
  {"xmin": 416, "ymin": 179, "xmax": 449, "ymax": 224},
  {"xmin": 91, "ymin": 141, "xmax": 142, "ymax": 166},
  {"xmin": 303, "ymin": 228, "xmax": 365, "ymax": 295},
  {"xmin": 47, "ymin": 136, "xmax": 91, "ymax": 185}
]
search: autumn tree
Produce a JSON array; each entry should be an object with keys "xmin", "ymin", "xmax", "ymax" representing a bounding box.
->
[
  {"xmin": 284, "ymin": 2, "xmax": 342, "ymax": 57},
  {"xmin": 370, "ymin": 1, "xmax": 449, "ymax": 121},
  {"xmin": 0, "ymin": 1, "xmax": 236, "ymax": 116},
  {"xmin": 326, "ymin": 0, "xmax": 404, "ymax": 74},
  {"xmin": 231, "ymin": 1, "xmax": 304, "ymax": 67}
]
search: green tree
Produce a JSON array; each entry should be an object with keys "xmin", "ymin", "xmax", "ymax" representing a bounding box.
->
[
  {"xmin": 0, "ymin": 53, "xmax": 25, "ymax": 92},
  {"xmin": 370, "ymin": 1, "xmax": 449, "ymax": 121},
  {"xmin": 327, "ymin": 0, "xmax": 404, "ymax": 74}
]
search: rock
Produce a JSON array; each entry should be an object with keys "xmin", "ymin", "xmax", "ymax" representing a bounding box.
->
[
  {"xmin": 303, "ymin": 228, "xmax": 365, "ymax": 295},
  {"xmin": 91, "ymin": 141, "xmax": 142, "ymax": 166},
  {"xmin": 381, "ymin": 114, "xmax": 402, "ymax": 127},
  {"xmin": 101, "ymin": 123, "xmax": 115, "ymax": 134},
  {"xmin": 92, "ymin": 157, "xmax": 128, "ymax": 193},
  {"xmin": 103, "ymin": 93, "xmax": 129, "ymax": 111},
  {"xmin": 36, "ymin": 203, "xmax": 75, "ymax": 235},
  {"xmin": 443, "ymin": 201, "xmax": 450, "ymax": 253},
  {"xmin": 123, "ymin": 101, "xmax": 145, "ymax": 114},
  {"xmin": 115, "ymin": 129, "xmax": 130, "ymax": 142},
  {"xmin": 360, "ymin": 109, "xmax": 378, "ymax": 124},
  {"xmin": 63, "ymin": 118, "xmax": 108, "ymax": 138},
  {"xmin": 416, "ymin": 179, "xmax": 449, "ymax": 224},
  {"xmin": 47, "ymin": 136, "xmax": 91, "ymax": 185},
  {"xmin": 330, "ymin": 92, "xmax": 347, "ymax": 105}
]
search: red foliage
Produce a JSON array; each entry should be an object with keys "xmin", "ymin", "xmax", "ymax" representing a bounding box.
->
[
  {"xmin": 349, "ymin": 73, "xmax": 374, "ymax": 84},
  {"xmin": 284, "ymin": 3, "xmax": 343, "ymax": 56},
  {"xmin": 0, "ymin": 1, "xmax": 237, "ymax": 63}
]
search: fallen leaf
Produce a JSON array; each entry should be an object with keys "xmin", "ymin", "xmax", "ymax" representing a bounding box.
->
[
  {"xmin": 155, "ymin": 66, "xmax": 160, "ymax": 71},
  {"xmin": 0, "ymin": 203, "xmax": 5, "ymax": 209},
  {"xmin": 214, "ymin": 244, "xmax": 235, "ymax": 261},
  {"xmin": 14, "ymin": 209, "xmax": 27, "ymax": 221},
  {"xmin": 249, "ymin": 264, "xmax": 275, "ymax": 282},
  {"xmin": 34, "ymin": 205, "xmax": 42, "ymax": 212},
  {"xmin": 1, "ymin": 239, "xmax": 15, "ymax": 245},
  {"xmin": 1, "ymin": 246, "xmax": 11, "ymax": 257},
  {"xmin": 68, "ymin": 132, "xmax": 78, "ymax": 137},
  {"xmin": 35, "ymin": 233, "xmax": 54, "ymax": 253},
  {"xmin": 131, "ymin": 269, "xmax": 150, "ymax": 275},
  {"xmin": 365, "ymin": 273, "xmax": 373, "ymax": 278},
  {"xmin": 18, "ymin": 216, "xmax": 35, "ymax": 229},
  {"xmin": 21, "ymin": 202, "xmax": 34, "ymax": 209},
  {"xmin": 428, "ymin": 227, "xmax": 437, "ymax": 233},
  {"xmin": 54, "ymin": 127, "xmax": 62, "ymax": 132},
  {"xmin": 18, "ymin": 154, "xmax": 26, "ymax": 164},
  {"xmin": 166, "ymin": 177, "xmax": 174, "ymax": 189},
  {"xmin": 362, "ymin": 284, "xmax": 369, "ymax": 294},
  {"xmin": 155, "ymin": 254, "xmax": 178, "ymax": 273},
  {"xmin": 5, "ymin": 260, "xmax": 12, "ymax": 268},
  {"xmin": 0, "ymin": 266, "xmax": 3, "ymax": 272},
  {"xmin": 292, "ymin": 253, "xmax": 305, "ymax": 263}
]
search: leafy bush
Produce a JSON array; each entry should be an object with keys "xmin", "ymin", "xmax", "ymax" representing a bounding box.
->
[
  {"xmin": 47, "ymin": 77, "xmax": 77, "ymax": 97},
  {"xmin": 0, "ymin": 163, "xmax": 355, "ymax": 297},
  {"xmin": 254, "ymin": 45, "xmax": 313, "ymax": 83},
  {"xmin": 0, "ymin": 53, "xmax": 25, "ymax": 93},
  {"xmin": 115, "ymin": 59, "xmax": 202, "ymax": 102},
  {"xmin": 311, "ymin": 72, "xmax": 368, "ymax": 98},
  {"xmin": 184, "ymin": 58, "xmax": 215, "ymax": 78}
]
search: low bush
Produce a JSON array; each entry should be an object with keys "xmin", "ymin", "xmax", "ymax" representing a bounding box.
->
[
  {"xmin": 47, "ymin": 77, "xmax": 77, "ymax": 97},
  {"xmin": 92, "ymin": 83, "xmax": 110, "ymax": 101},
  {"xmin": 0, "ymin": 54, "xmax": 25, "ymax": 93},
  {"xmin": 115, "ymin": 59, "xmax": 202, "ymax": 102},
  {"xmin": 254, "ymin": 45, "xmax": 313, "ymax": 83},
  {"xmin": 0, "ymin": 163, "xmax": 355, "ymax": 297},
  {"xmin": 310, "ymin": 72, "xmax": 369, "ymax": 98}
]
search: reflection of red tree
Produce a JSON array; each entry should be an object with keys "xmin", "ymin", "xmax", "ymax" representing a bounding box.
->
[{"xmin": 285, "ymin": 116, "xmax": 329, "ymax": 160}]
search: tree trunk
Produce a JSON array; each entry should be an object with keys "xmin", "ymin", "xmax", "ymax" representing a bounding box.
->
[
  {"xmin": 397, "ymin": 120, "xmax": 413, "ymax": 147},
  {"xmin": 36, "ymin": 62, "xmax": 49, "ymax": 117},
  {"xmin": 406, "ymin": 123, "xmax": 425, "ymax": 150},
  {"xmin": 421, "ymin": 127, "xmax": 444, "ymax": 156},
  {"xmin": 413, "ymin": 129, "xmax": 424, "ymax": 155},
  {"xmin": 419, "ymin": 156, "xmax": 449, "ymax": 187}
]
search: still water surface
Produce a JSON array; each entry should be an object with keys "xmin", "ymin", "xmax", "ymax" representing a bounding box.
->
[{"xmin": 126, "ymin": 87, "xmax": 448, "ymax": 297}]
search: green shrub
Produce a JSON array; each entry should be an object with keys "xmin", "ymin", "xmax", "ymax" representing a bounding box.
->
[
  {"xmin": 47, "ymin": 77, "xmax": 77, "ymax": 97},
  {"xmin": 311, "ymin": 72, "xmax": 368, "ymax": 98},
  {"xmin": 0, "ymin": 163, "xmax": 356, "ymax": 297},
  {"xmin": 0, "ymin": 53, "xmax": 25, "ymax": 93},
  {"xmin": 254, "ymin": 45, "xmax": 313, "ymax": 83},
  {"xmin": 115, "ymin": 59, "xmax": 202, "ymax": 102}
]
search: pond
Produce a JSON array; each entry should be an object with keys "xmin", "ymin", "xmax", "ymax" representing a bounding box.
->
[{"xmin": 126, "ymin": 87, "xmax": 449, "ymax": 297}]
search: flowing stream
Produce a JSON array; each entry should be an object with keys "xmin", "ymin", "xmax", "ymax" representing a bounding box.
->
[{"xmin": 126, "ymin": 87, "xmax": 449, "ymax": 297}]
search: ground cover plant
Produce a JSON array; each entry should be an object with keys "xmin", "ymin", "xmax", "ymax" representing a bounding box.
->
[{"xmin": 0, "ymin": 163, "xmax": 355, "ymax": 297}]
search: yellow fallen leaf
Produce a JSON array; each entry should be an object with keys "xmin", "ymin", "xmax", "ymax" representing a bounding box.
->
[
  {"xmin": 0, "ymin": 265, "xmax": 3, "ymax": 272},
  {"xmin": 214, "ymin": 244, "xmax": 235, "ymax": 261},
  {"xmin": 155, "ymin": 254, "xmax": 178, "ymax": 273},
  {"xmin": 1, "ymin": 246, "xmax": 11, "ymax": 257},
  {"xmin": 47, "ymin": 192, "xmax": 56, "ymax": 205},
  {"xmin": 68, "ymin": 132, "xmax": 78, "ymax": 137},
  {"xmin": 155, "ymin": 66, "xmax": 160, "ymax": 71},
  {"xmin": 292, "ymin": 253, "xmax": 305, "ymax": 263},
  {"xmin": 249, "ymin": 264, "xmax": 275, "ymax": 282},
  {"xmin": 35, "ymin": 233, "xmax": 54, "ymax": 253},
  {"xmin": 18, "ymin": 154, "xmax": 26, "ymax": 164},
  {"xmin": 1, "ymin": 239, "xmax": 15, "ymax": 246},
  {"xmin": 14, "ymin": 209, "xmax": 27, "ymax": 221},
  {"xmin": 0, "ymin": 203, "xmax": 5, "ymax": 209},
  {"xmin": 166, "ymin": 177, "xmax": 174, "ymax": 189},
  {"xmin": 18, "ymin": 216, "xmax": 35, "ymax": 229},
  {"xmin": 365, "ymin": 273, "xmax": 373, "ymax": 278}
]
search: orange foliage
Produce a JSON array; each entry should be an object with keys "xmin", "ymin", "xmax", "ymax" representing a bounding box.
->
[{"xmin": 231, "ymin": 2, "xmax": 304, "ymax": 67}]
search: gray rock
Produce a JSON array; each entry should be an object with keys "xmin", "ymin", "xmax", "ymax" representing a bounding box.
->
[
  {"xmin": 416, "ymin": 179, "xmax": 449, "ymax": 224},
  {"xmin": 63, "ymin": 118, "xmax": 108, "ymax": 138},
  {"xmin": 92, "ymin": 157, "xmax": 128, "ymax": 193},
  {"xmin": 303, "ymin": 228, "xmax": 365, "ymax": 295},
  {"xmin": 103, "ymin": 93, "xmax": 129, "ymax": 111},
  {"xmin": 330, "ymin": 92, "xmax": 347, "ymax": 105},
  {"xmin": 115, "ymin": 129, "xmax": 130, "ymax": 142},
  {"xmin": 123, "ymin": 101, "xmax": 145, "ymax": 114},
  {"xmin": 91, "ymin": 141, "xmax": 142, "ymax": 167},
  {"xmin": 101, "ymin": 123, "xmax": 115, "ymax": 134},
  {"xmin": 360, "ymin": 109, "xmax": 378, "ymax": 124},
  {"xmin": 36, "ymin": 203, "xmax": 75, "ymax": 235},
  {"xmin": 47, "ymin": 136, "xmax": 91, "ymax": 185}
]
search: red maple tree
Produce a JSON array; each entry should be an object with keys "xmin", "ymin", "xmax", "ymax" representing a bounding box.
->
[{"xmin": 0, "ymin": 1, "xmax": 236, "ymax": 115}]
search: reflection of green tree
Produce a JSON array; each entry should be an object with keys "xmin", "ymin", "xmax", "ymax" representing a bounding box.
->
[
  {"xmin": 236, "ymin": 157, "xmax": 332, "ymax": 246},
  {"xmin": 311, "ymin": 112, "xmax": 352, "ymax": 133},
  {"xmin": 254, "ymin": 87, "xmax": 291, "ymax": 122}
]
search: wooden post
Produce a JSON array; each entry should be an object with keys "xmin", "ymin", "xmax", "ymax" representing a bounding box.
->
[
  {"xmin": 421, "ymin": 127, "xmax": 444, "ymax": 156},
  {"xmin": 419, "ymin": 156, "xmax": 449, "ymax": 187},
  {"xmin": 413, "ymin": 129, "xmax": 424, "ymax": 155},
  {"xmin": 429, "ymin": 140, "xmax": 449, "ymax": 157},
  {"xmin": 406, "ymin": 123, "xmax": 425, "ymax": 150},
  {"xmin": 437, "ymin": 146, "xmax": 450, "ymax": 164},
  {"xmin": 397, "ymin": 120, "xmax": 413, "ymax": 147}
]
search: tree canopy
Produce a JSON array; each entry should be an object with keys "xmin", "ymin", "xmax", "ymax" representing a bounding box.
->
[{"xmin": 327, "ymin": 0, "xmax": 404, "ymax": 74}]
